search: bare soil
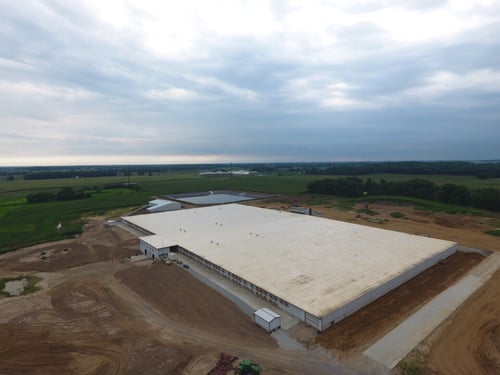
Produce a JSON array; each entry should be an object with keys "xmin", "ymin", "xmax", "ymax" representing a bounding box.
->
[
  {"xmin": 0, "ymin": 199, "xmax": 498, "ymax": 374},
  {"xmin": 425, "ymin": 268, "xmax": 500, "ymax": 375},
  {"xmin": 0, "ymin": 221, "xmax": 139, "ymax": 272},
  {"xmin": 0, "ymin": 220, "xmax": 337, "ymax": 375},
  {"xmin": 316, "ymin": 251, "xmax": 484, "ymax": 353},
  {"xmin": 115, "ymin": 262, "xmax": 276, "ymax": 347}
]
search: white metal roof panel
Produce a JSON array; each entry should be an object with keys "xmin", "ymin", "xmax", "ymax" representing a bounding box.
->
[
  {"xmin": 140, "ymin": 235, "xmax": 176, "ymax": 249},
  {"xmin": 255, "ymin": 308, "xmax": 280, "ymax": 322}
]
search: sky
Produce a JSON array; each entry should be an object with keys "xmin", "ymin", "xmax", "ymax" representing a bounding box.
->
[{"xmin": 1, "ymin": 0, "xmax": 500, "ymax": 166}]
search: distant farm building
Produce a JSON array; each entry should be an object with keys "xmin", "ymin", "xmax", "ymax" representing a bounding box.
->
[
  {"xmin": 166, "ymin": 190, "xmax": 272, "ymax": 205},
  {"xmin": 147, "ymin": 199, "xmax": 181, "ymax": 213},
  {"xmin": 123, "ymin": 204, "xmax": 457, "ymax": 331}
]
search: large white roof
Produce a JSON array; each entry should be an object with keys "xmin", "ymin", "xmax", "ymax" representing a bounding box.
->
[{"xmin": 125, "ymin": 204, "xmax": 456, "ymax": 317}]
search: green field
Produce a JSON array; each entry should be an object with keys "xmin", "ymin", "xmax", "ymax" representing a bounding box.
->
[{"xmin": 0, "ymin": 172, "xmax": 499, "ymax": 253}]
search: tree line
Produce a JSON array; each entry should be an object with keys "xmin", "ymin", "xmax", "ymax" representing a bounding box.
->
[
  {"xmin": 307, "ymin": 177, "xmax": 500, "ymax": 211},
  {"xmin": 304, "ymin": 161, "xmax": 500, "ymax": 178},
  {"xmin": 26, "ymin": 187, "xmax": 92, "ymax": 203}
]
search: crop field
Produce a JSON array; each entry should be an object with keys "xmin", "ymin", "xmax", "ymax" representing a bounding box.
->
[{"xmin": 0, "ymin": 171, "xmax": 499, "ymax": 253}]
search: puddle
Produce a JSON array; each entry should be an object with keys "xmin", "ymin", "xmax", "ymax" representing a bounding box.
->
[{"xmin": 3, "ymin": 278, "xmax": 28, "ymax": 296}]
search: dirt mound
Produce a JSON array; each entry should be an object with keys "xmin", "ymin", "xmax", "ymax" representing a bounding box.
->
[
  {"xmin": 0, "ymin": 277, "xmax": 197, "ymax": 375},
  {"xmin": 426, "ymin": 268, "xmax": 500, "ymax": 375},
  {"xmin": 51, "ymin": 279, "xmax": 133, "ymax": 320},
  {"xmin": 116, "ymin": 262, "xmax": 277, "ymax": 348},
  {"xmin": 0, "ymin": 224, "xmax": 140, "ymax": 272}
]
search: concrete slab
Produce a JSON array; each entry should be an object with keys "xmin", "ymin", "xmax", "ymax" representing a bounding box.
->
[{"xmin": 364, "ymin": 252, "xmax": 500, "ymax": 369}]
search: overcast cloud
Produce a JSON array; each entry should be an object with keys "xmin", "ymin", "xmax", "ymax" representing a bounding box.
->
[{"xmin": 1, "ymin": 0, "xmax": 499, "ymax": 165}]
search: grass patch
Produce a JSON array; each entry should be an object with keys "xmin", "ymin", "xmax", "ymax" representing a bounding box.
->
[
  {"xmin": 485, "ymin": 229, "xmax": 500, "ymax": 237},
  {"xmin": 0, "ymin": 275, "xmax": 42, "ymax": 297},
  {"xmin": 358, "ymin": 195, "xmax": 488, "ymax": 215},
  {"xmin": 397, "ymin": 359, "xmax": 425, "ymax": 375},
  {"xmin": 356, "ymin": 207, "xmax": 378, "ymax": 216},
  {"xmin": 334, "ymin": 199, "xmax": 356, "ymax": 211},
  {"xmin": 391, "ymin": 211, "xmax": 405, "ymax": 218}
]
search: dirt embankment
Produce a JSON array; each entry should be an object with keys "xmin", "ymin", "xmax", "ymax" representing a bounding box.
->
[
  {"xmin": 425, "ymin": 268, "xmax": 500, "ymax": 375},
  {"xmin": 316, "ymin": 251, "xmax": 485, "ymax": 352},
  {"xmin": 0, "ymin": 278, "xmax": 197, "ymax": 375},
  {"xmin": 0, "ymin": 222, "xmax": 140, "ymax": 272},
  {"xmin": 116, "ymin": 262, "xmax": 277, "ymax": 348}
]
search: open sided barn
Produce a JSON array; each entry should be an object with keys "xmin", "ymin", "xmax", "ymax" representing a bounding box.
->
[{"xmin": 123, "ymin": 204, "xmax": 457, "ymax": 331}]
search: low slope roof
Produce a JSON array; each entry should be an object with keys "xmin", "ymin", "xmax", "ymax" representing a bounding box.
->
[{"xmin": 125, "ymin": 204, "xmax": 456, "ymax": 317}]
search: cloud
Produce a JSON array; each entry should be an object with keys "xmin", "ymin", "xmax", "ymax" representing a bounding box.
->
[
  {"xmin": 403, "ymin": 69, "xmax": 500, "ymax": 97},
  {"xmin": 187, "ymin": 75, "xmax": 258, "ymax": 101},
  {"xmin": 284, "ymin": 75, "xmax": 377, "ymax": 110},
  {"xmin": 146, "ymin": 86, "xmax": 202, "ymax": 101},
  {"xmin": 1, "ymin": 0, "xmax": 500, "ymax": 164},
  {"xmin": 0, "ymin": 80, "xmax": 96, "ymax": 100}
]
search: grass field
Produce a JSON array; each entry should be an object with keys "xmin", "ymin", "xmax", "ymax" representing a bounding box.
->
[{"xmin": 0, "ymin": 171, "xmax": 499, "ymax": 253}]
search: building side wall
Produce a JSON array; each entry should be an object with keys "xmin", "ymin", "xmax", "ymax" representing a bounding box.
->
[
  {"xmin": 320, "ymin": 244, "xmax": 458, "ymax": 330},
  {"xmin": 269, "ymin": 317, "xmax": 281, "ymax": 331},
  {"xmin": 174, "ymin": 245, "xmax": 312, "ymax": 328},
  {"xmin": 147, "ymin": 202, "xmax": 181, "ymax": 213},
  {"xmin": 254, "ymin": 315, "xmax": 271, "ymax": 332},
  {"xmin": 140, "ymin": 240, "xmax": 171, "ymax": 260},
  {"xmin": 138, "ymin": 227, "xmax": 456, "ymax": 332}
]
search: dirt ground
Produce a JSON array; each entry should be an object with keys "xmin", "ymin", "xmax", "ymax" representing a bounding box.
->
[
  {"xmin": 0, "ymin": 220, "xmax": 139, "ymax": 272},
  {"xmin": 0, "ymin": 220, "xmax": 346, "ymax": 375},
  {"xmin": 424, "ymin": 268, "xmax": 500, "ymax": 375},
  {"xmin": 0, "ymin": 199, "xmax": 499, "ymax": 374},
  {"xmin": 316, "ymin": 251, "xmax": 484, "ymax": 353},
  {"xmin": 115, "ymin": 262, "xmax": 276, "ymax": 347}
]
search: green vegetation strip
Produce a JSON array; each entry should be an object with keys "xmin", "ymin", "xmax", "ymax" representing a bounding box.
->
[
  {"xmin": 0, "ymin": 275, "xmax": 42, "ymax": 297},
  {"xmin": 397, "ymin": 359, "xmax": 425, "ymax": 375},
  {"xmin": 485, "ymin": 229, "xmax": 500, "ymax": 237}
]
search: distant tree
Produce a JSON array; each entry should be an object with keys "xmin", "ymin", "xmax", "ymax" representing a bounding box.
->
[
  {"xmin": 438, "ymin": 184, "xmax": 472, "ymax": 206},
  {"xmin": 7, "ymin": 175, "xmax": 14, "ymax": 181},
  {"xmin": 26, "ymin": 192, "xmax": 56, "ymax": 203},
  {"xmin": 473, "ymin": 188, "xmax": 500, "ymax": 211},
  {"xmin": 364, "ymin": 178, "xmax": 379, "ymax": 195}
]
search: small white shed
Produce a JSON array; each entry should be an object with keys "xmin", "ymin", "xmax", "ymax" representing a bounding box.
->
[
  {"xmin": 253, "ymin": 308, "xmax": 281, "ymax": 333},
  {"xmin": 147, "ymin": 199, "xmax": 181, "ymax": 213}
]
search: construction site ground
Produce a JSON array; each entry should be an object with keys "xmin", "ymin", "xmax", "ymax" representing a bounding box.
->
[{"xmin": 0, "ymin": 197, "xmax": 498, "ymax": 374}]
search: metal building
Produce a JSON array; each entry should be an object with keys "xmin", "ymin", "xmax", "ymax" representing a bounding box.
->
[
  {"xmin": 123, "ymin": 204, "xmax": 457, "ymax": 331},
  {"xmin": 254, "ymin": 308, "xmax": 281, "ymax": 332}
]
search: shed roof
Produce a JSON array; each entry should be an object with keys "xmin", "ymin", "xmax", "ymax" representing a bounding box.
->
[
  {"xmin": 140, "ymin": 235, "xmax": 176, "ymax": 249},
  {"xmin": 255, "ymin": 308, "xmax": 280, "ymax": 322}
]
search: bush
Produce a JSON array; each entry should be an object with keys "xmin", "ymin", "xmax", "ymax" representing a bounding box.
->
[{"xmin": 390, "ymin": 212, "xmax": 405, "ymax": 218}]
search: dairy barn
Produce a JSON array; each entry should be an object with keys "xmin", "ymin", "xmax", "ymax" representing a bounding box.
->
[{"xmin": 123, "ymin": 204, "xmax": 457, "ymax": 331}]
